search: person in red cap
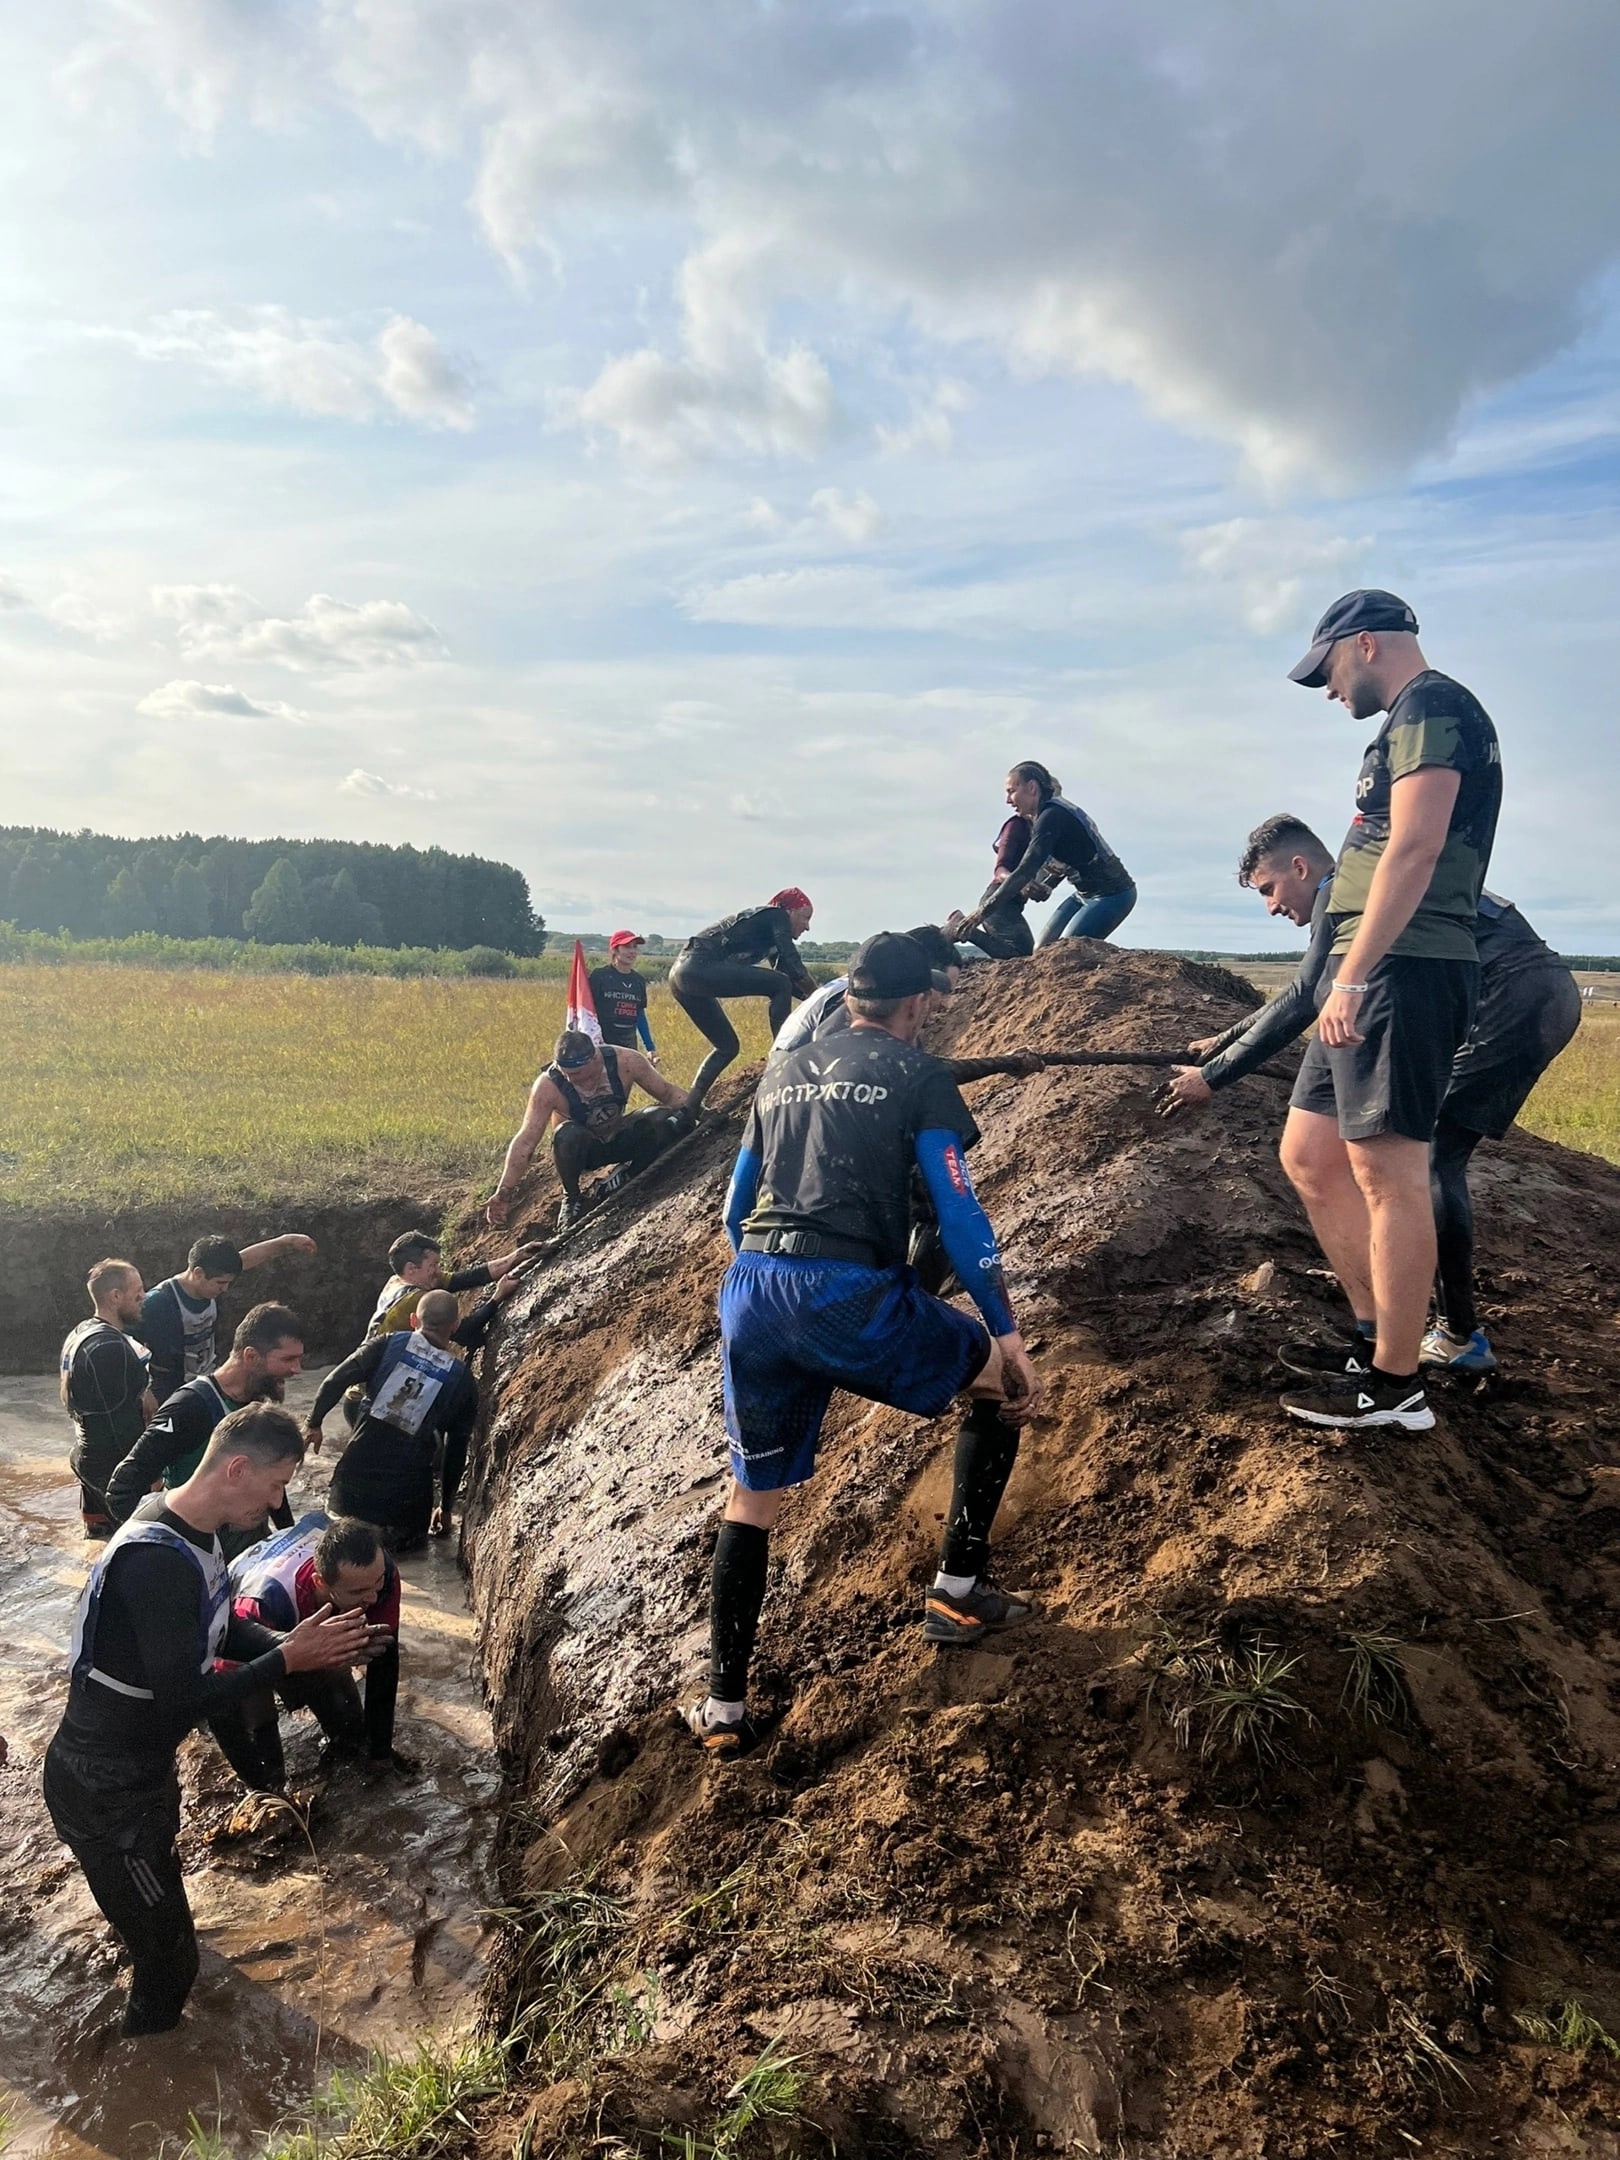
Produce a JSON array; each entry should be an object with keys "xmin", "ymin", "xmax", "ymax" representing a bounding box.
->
[
  {"xmin": 589, "ymin": 931, "xmax": 658, "ymax": 1056},
  {"xmin": 668, "ymin": 890, "xmax": 816, "ymax": 1105}
]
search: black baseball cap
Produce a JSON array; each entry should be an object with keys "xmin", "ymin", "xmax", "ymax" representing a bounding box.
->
[
  {"xmin": 847, "ymin": 931, "xmax": 939, "ymax": 1001},
  {"xmin": 1288, "ymin": 589, "xmax": 1419, "ymax": 688}
]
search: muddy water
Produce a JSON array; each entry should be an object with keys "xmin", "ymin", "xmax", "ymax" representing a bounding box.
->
[{"xmin": 0, "ymin": 1370, "xmax": 499, "ymax": 2160}]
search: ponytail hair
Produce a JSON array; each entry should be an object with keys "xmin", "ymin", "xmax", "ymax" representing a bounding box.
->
[{"xmin": 1009, "ymin": 760, "xmax": 1060, "ymax": 803}]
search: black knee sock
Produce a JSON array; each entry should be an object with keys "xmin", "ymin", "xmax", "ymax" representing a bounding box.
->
[
  {"xmin": 708, "ymin": 1520, "xmax": 770, "ymax": 1703},
  {"xmin": 940, "ymin": 1398, "xmax": 1021, "ymax": 1581},
  {"xmin": 1430, "ymin": 1117, "xmax": 1482, "ymax": 1337}
]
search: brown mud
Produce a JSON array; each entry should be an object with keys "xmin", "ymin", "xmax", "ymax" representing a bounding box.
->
[
  {"xmin": 1, "ymin": 1195, "xmax": 451, "ymax": 1374},
  {"xmin": 458, "ymin": 942, "xmax": 1620, "ymax": 2158},
  {"xmin": 0, "ymin": 1366, "xmax": 498, "ymax": 2159}
]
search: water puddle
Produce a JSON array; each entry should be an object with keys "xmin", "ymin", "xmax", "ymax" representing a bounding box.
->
[{"xmin": 0, "ymin": 1370, "xmax": 498, "ymax": 2158}]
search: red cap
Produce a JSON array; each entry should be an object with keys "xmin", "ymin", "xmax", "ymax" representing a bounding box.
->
[
  {"xmin": 608, "ymin": 929, "xmax": 645, "ymax": 951},
  {"xmin": 770, "ymin": 888, "xmax": 812, "ymax": 915}
]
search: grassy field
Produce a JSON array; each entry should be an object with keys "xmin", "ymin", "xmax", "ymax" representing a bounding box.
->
[
  {"xmin": 0, "ymin": 967, "xmax": 777, "ymax": 1209},
  {"xmin": 1, "ymin": 963, "xmax": 1615, "ymax": 1212}
]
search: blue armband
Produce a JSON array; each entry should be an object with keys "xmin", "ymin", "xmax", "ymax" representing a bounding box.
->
[
  {"xmin": 723, "ymin": 1146, "xmax": 762, "ymax": 1253},
  {"xmin": 915, "ymin": 1128, "xmax": 1016, "ymax": 1338},
  {"xmin": 637, "ymin": 1011, "xmax": 656, "ymax": 1053}
]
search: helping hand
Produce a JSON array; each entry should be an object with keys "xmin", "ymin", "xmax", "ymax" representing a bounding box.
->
[
  {"xmin": 485, "ymin": 1192, "xmax": 511, "ymax": 1229},
  {"xmin": 1157, "ymin": 1066, "xmax": 1213, "ymax": 1119}
]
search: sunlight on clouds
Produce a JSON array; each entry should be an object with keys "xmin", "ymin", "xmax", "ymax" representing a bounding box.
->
[
  {"xmin": 151, "ymin": 587, "xmax": 445, "ymax": 672},
  {"xmin": 338, "ymin": 767, "xmax": 437, "ymax": 801},
  {"xmin": 106, "ymin": 307, "xmax": 473, "ymax": 429},
  {"xmin": 136, "ymin": 680, "xmax": 308, "ymax": 726}
]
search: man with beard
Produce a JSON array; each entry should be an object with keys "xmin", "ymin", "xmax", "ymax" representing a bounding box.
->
[{"xmin": 60, "ymin": 1258, "xmax": 158, "ymax": 1538}]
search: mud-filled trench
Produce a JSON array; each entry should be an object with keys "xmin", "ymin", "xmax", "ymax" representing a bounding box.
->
[{"xmin": 0, "ymin": 1367, "xmax": 500, "ymax": 2160}]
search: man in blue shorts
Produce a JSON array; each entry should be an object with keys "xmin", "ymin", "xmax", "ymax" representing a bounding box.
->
[{"xmin": 685, "ymin": 931, "xmax": 1043, "ymax": 1756}]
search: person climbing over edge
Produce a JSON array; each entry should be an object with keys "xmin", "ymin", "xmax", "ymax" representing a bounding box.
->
[
  {"xmin": 961, "ymin": 763, "xmax": 1136, "ymax": 949},
  {"xmin": 684, "ymin": 931, "xmax": 1043, "ymax": 1757},
  {"xmin": 140, "ymin": 1231, "xmax": 317, "ymax": 1404},
  {"xmin": 668, "ymin": 889, "xmax": 816, "ymax": 1105},
  {"xmin": 589, "ymin": 931, "xmax": 659, "ymax": 1055},
  {"xmin": 43, "ymin": 1403, "xmax": 367, "ymax": 2036},
  {"xmin": 486, "ymin": 1030, "xmax": 695, "ymax": 1234},
  {"xmin": 948, "ymin": 806, "xmax": 1036, "ymax": 959},
  {"xmin": 60, "ymin": 1258, "xmax": 157, "ymax": 1538},
  {"xmin": 365, "ymin": 1228, "xmax": 540, "ymax": 1340},
  {"xmin": 303, "ymin": 1289, "xmax": 492, "ymax": 1546},
  {"xmin": 216, "ymin": 1513, "xmax": 406, "ymax": 1787},
  {"xmin": 105, "ymin": 1303, "xmax": 307, "ymax": 1554}
]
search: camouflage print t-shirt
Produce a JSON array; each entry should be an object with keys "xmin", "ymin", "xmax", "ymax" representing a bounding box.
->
[{"xmin": 1329, "ymin": 671, "xmax": 1502, "ymax": 960}]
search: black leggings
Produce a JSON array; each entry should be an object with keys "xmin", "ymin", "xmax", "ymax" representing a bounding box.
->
[
  {"xmin": 1431, "ymin": 1113, "xmax": 1484, "ymax": 1337},
  {"xmin": 551, "ymin": 1107, "xmax": 682, "ymax": 1198},
  {"xmin": 669, "ymin": 960, "xmax": 793, "ymax": 1103}
]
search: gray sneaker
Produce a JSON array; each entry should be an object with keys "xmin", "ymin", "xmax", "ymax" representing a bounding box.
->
[{"xmin": 922, "ymin": 1581, "xmax": 1034, "ymax": 1647}]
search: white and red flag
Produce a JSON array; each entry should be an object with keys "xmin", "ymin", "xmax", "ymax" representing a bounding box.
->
[{"xmin": 565, "ymin": 939, "xmax": 603, "ymax": 1043}]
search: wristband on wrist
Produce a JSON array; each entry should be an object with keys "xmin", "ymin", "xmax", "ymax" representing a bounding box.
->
[{"xmin": 1334, "ymin": 980, "xmax": 1370, "ymax": 995}]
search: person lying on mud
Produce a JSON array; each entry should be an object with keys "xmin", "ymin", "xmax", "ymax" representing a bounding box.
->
[
  {"xmin": 303, "ymin": 1288, "xmax": 497, "ymax": 1546},
  {"xmin": 44, "ymin": 1404, "xmax": 368, "ymax": 2037},
  {"xmin": 1161, "ymin": 813, "xmax": 1579, "ymax": 1383},
  {"xmin": 486, "ymin": 1030, "xmax": 696, "ymax": 1235},
  {"xmin": 105, "ymin": 1303, "xmax": 307, "ymax": 1560},
  {"xmin": 685, "ymin": 931, "xmax": 1044, "ymax": 1758},
  {"xmin": 667, "ymin": 889, "xmax": 818, "ymax": 1106},
  {"xmin": 215, "ymin": 1513, "xmax": 408, "ymax": 1788},
  {"xmin": 140, "ymin": 1231, "xmax": 317, "ymax": 1404},
  {"xmin": 60, "ymin": 1257, "xmax": 158, "ymax": 1539}
]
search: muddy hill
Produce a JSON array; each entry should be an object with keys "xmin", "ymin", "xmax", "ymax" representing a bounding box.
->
[{"xmin": 461, "ymin": 943, "xmax": 1620, "ymax": 2159}]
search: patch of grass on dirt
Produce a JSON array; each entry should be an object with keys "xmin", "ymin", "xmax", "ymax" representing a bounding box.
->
[
  {"xmin": 0, "ymin": 965, "xmax": 776, "ymax": 1210},
  {"xmin": 177, "ymin": 2035, "xmax": 514, "ymax": 2160},
  {"xmin": 1514, "ymin": 1999, "xmax": 1620, "ymax": 2058},
  {"xmin": 1518, "ymin": 1006, "xmax": 1620, "ymax": 1165}
]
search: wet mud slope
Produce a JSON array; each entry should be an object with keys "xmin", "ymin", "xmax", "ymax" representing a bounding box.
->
[{"xmin": 465, "ymin": 944, "xmax": 1620, "ymax": 2159}]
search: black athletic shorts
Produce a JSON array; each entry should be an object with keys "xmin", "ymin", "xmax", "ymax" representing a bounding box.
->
[
  {"xmin": 1290, "ymin": 955, "xmax": 1478, "ymax": 1143},
  {"xmin": 1443, "ymin": 961, "xmax": 1581, "ymax": 1138}
]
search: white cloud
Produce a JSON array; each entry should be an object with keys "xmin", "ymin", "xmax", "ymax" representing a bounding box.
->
[
  {"xmin": 681, "ymin": 563, "xmax": 1085, "ymax": 635},
  {"xmin": 338, "ymin": 767, "xmax": 437, "ymax": 801},
  {"xmin": 136, "ymin": 679, "xmax": 308, "ymax": 725},
  {"xmin": 111, "ymin": 307, "xmax": 473, "ymax": 429},
  {"xmin": 152, "ymin": 585, "xmax": 445, "ymax": 672},
  {"xmin": 809, "ymin": 487, "xmax": 885, "ymax": 544},
  {"xmin": 46, "ymin": 592, "xmax": 129, "ymax": 642},
  {"xmin": 1181, "ymin": 519, "xmax": 1372, "ymax": 634},
  {"xmin": 0, "ymin": 570, "xmax": 31, "ymax": 612},
  {"xmin": 85, "ymin": 2, "xmax": 1620, "ymax": 482}
]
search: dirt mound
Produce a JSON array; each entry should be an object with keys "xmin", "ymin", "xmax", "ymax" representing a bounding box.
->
[{"xmin": 462, "ymin": 944, "xmax": 1620, "ymax": 2158}]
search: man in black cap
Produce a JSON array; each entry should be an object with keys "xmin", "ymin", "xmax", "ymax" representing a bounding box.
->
[
  {"xmin": 684, "ymin": 931, "xmax": 1043, "ymax": 1756},
  {"xmin": 486, "ymin": 1030, "xmax": 695, "ymax": 1233},
  {"xmin": 1275, "ymin": 592, "xmax": 1502, "ymax": 1431}
]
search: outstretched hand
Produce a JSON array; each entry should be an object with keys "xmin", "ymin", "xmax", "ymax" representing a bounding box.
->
[
  {"xmin": 1157, "ymin": 1066, "xmax": 1213, "ymax": 1119},
  {"xmin": 485, "ymin": 1192, "xmax": 511, "ymax": 1229}
]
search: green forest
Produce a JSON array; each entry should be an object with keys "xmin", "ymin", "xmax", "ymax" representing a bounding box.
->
[{"xmin": 0, "ymin": 827, "xmax": 546, "ymax": 953}]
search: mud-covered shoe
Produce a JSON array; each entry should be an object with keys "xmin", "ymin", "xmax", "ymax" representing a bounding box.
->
[
  {"xmin": 556, "ymin": 1192, "xmax": 598, "ymax": 1233},
  {"xmin": 681, "ymin": 1700, "xmax": 762, "ymax": 1758},
  {"xmin": 1420, "ymin": 1326, "xmax": 1498, "ymax": 1376},
  {"xmin": 1281, "ymin": 1370, "xmax": 1435, "ymax": 1431},
  {"xmin": 923, "ymin": 1581, "xmax": 1034, "ymax": 1647},
  {"xmin": 1277, "ymin": 1328, "xmax": 1375, "ymax": 1378}
]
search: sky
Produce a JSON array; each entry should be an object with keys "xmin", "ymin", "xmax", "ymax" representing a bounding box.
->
[{"xmin": 2, "ymin": 1, "xmax": 1618, "ymax": 950}]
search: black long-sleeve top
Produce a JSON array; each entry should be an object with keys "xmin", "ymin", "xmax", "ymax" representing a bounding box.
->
[
  {"xmin": 677, "ymin": 906, "xmax": 815, "ymax": 998},
  {"xmin": 1199, "ymin": 880, "xmax": 1334, "ymax": 1090},
  {"xmin": 978, "ymin": 797, "xmax": 1132, "ymax": 913},
  {"xmin": 58, "ymin": 1509, "xmax": 287, "ymax": 1757}
]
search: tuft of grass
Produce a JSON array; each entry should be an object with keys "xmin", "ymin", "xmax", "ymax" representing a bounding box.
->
[
  {"xmin": 1339, "ymin": 1631, "xmax": 1411, "ymax": 1727},
  {"xmin": 0, "ymin": 966, "xmax": 775, "ymax": 1210},
  {"xmin": 176, "ymin": 2036, "xmax": 514, "ymax": 2160},
  {"xmin": 661, "ymin": 2043, "xmax": 815, "ymax": 2160},
  {"xmin": 1514, "ymin": 1999, "xmax": 1620, "ymax": 2058},
  {"xmin": 1141, "ymin": 1623, "xmax": 1315, "ymax": 1765},
  {"xmin": 1387, "ymin": 2001, "xmax": 1473, "ymax": 2093},
  {"xmin": 498, "ymin": 1881, "xmax": 634, "ymax": 2078}
]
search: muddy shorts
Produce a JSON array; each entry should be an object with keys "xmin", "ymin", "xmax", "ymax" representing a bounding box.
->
[
  {"xmin": 719, "ymin": 1251, "xmax": 990, "ymax": 1490},
  {"xmin": 1291, "ymin": 955, "xmax": 1478, "ymax": 1143}
]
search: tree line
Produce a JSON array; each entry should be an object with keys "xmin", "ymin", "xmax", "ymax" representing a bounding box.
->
[{"xmin": 0, "ymin": 828, "xmax": 547, "ymax": 953}]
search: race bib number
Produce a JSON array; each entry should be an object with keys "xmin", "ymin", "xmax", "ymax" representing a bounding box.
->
[{"xmin": 371, "ymin": 1337, "xmax": 458, "ymax": 1436}]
